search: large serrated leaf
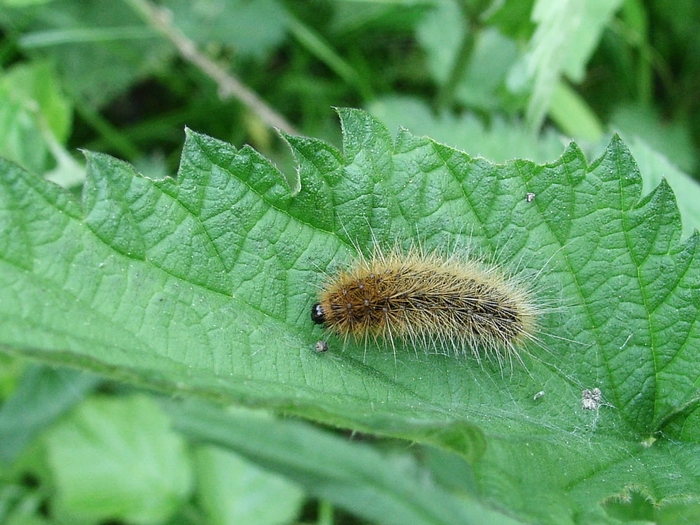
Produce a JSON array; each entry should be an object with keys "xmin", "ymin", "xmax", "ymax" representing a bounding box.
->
[{"xmin": 1, "ymin": 108, "xmax": 698, "ymax": 524}]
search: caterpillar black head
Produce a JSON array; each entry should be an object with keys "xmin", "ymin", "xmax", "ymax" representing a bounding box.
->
[{"xmin": 311, "ymin": 303, "xmax": 327, "ymax": 325}]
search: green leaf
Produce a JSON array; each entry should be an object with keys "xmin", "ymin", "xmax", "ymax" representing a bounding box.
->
[
  {"xmin": 508, "ymin": 0, "xmax": 623, "ymax": 129},
  {"xmin": 611, "ymin": 103, "xmax": 697, "ymax": 174},
  {"xmin": 625, "ymin": 135, "xmax": 700, "ymax": 236},
  {"xmin": 44, "ymin": 394, "xmax": 192, "ymax": 524},
  {"xmin": 416, "ymin": 2, "xmax": 519, "ymax": 111},
  {"xmin": 171, "ymin": 401, "xmax": 520, "ymax": 525},
  {"xmin": 560, "ymin": 0, "xmax": 625, "ymax": 82},
  {"xmin": 0, "ymin": 61, "xmax": 72, "ymax": 175},
  {"xmin": 195, "ymin": 443, "xmax": 304, "ymax": 525},
  {"xmin": 367, "ymin": 95, "xmax": 566, "ymax": 163},
  {"xmin": 0, "ymin": 364, "xmax": 99, "ymax": 464},
  {"xmin": 1, "ymin": 108, "xmax": 699, "ymax": 524},
  {"xmin": 164, "ymin": 0, "xmax": 289, "ymax": 59},
  {"xmin": 6, "ymin": 0, "xmax": 172, "ymax": 109}
]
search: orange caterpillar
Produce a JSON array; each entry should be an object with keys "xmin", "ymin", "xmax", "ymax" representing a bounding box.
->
[{"xmin": 311, "ymin": 246, "xmax": 539, "ymax": 364}]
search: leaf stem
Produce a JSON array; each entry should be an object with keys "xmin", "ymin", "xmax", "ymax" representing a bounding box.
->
[
  {"xmin": 434, "ymin": 0, "xmax": 479, "ymax": 112},
  {"xmin": 287, "ymin": 15, "xmax": 373, "ymax": 101},
  {"xmin": 123, "ymin": 0, "xmax": 299, "ymax": 136}
]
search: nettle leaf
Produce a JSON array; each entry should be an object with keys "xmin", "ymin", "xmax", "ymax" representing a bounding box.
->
[{"xmin": 1, "ymin": 109, "xmax": 698, "ymax": 523}]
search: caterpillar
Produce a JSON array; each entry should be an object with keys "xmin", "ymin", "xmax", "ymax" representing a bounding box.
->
[{"xmin": 311, "ymin": 244, "xmax": 540, "ymax": 365}]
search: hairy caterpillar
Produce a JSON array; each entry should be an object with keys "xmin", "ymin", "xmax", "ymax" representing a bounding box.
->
[{"xmin": 311, "ymin": 244, "xmax": 541, "ymax": 365}]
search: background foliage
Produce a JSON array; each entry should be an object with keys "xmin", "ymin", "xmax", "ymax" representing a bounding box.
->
[{"xmin": 0, "ymin": 1, "xmax": 699, "ymax": 524}]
